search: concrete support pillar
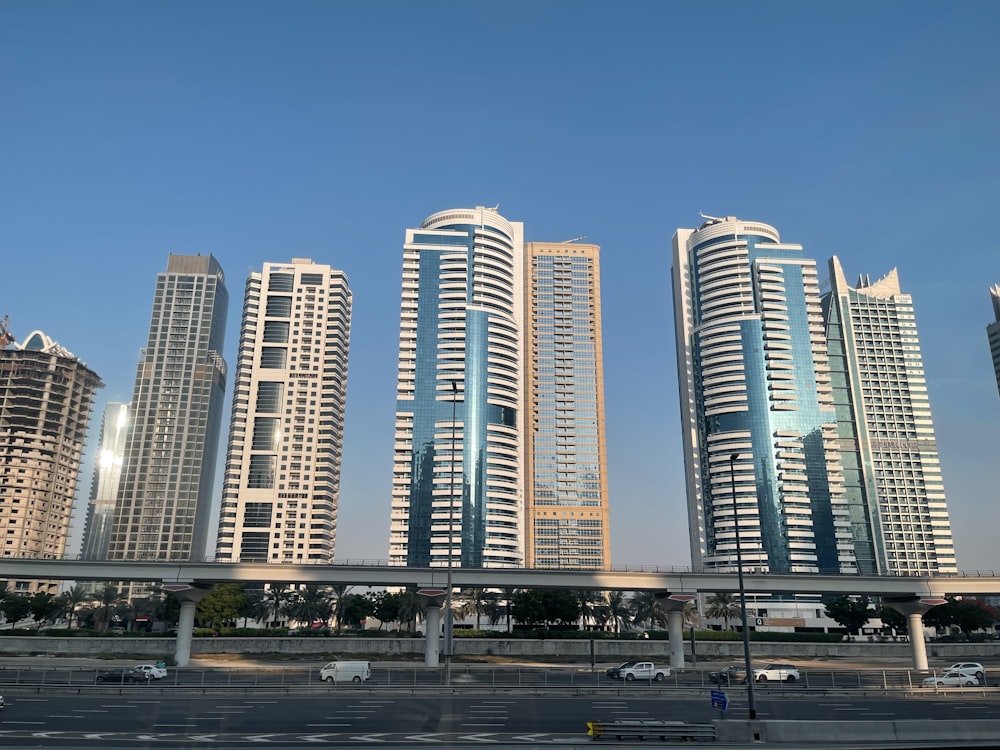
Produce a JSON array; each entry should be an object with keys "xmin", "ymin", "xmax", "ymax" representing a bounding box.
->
[
  {"xmin": 162, "ymin": 584, "xmax": 212, "ymax": 668},
  {"xmin": 424, "ymin": 603, "xmax": 441, "ymax": 668},
  {"xmin": 416, "ymin": 588, "xmax": 447, "ymax": 669},
  {"xmin": 666, "ymin": 609, "xmax": 685, "ymax": 669},
  {"xmin": 882, "ymin": 596, "xmax": 948, "ymax": 672},
  {"xmin": 655, "ymin": 593, "xmax": 697, "ymax": 670}
]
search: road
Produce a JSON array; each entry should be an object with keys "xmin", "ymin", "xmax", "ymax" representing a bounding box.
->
[{"xmin": 0, "ymin": 692, "xmax": 999, "ymax": 747}]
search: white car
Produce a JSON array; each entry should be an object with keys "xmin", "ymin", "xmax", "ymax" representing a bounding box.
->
[
  {"xmin": 135, "ymin": 664, "xmax": 168, "ymax": 680},
  {"xmin": 752, "ymin": 663, "xmax": 800, "ymax": 683},
  {"xmin": 945, "ymin": 662, "xmax": 985, "ymax": 680},
  {"xmin": 923, "ymin": 670, "xmax": 980, "ymax": 687}
]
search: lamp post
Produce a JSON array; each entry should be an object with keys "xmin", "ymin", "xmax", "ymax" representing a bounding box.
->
[
  {"xmin": 444, "ymin": 380, "xmax": 459, "ymax": 686},
  {"xmin": 729, "ymin": 452, "xmax": 757, "ymax": 720}
]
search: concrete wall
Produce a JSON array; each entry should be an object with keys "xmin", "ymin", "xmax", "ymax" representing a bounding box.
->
[
  {"xmin": 0, "ymin": 636, "xmax": 997, "ymax": 661},
  {"xmin": 716, "ymin": 719, "xmax": 1000, "ymax": 745}
]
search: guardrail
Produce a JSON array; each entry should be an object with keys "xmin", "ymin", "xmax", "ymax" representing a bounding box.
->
[
  {"xmin": 0, "ymin": 665, "xmax": 992, "ymax": 693},
  {"xmin": 588, "ymin": 720, "xmax": 715, "ymax": 742}
]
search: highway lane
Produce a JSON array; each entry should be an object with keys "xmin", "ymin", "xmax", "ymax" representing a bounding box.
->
[{"xmin": 0, "ymin": 692, "xmax": 999, "ymax": 741}]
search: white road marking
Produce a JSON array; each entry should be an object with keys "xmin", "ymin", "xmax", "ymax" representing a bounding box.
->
[
  {"xmin": 2, "ymin": 721, "xmax": 44, "ymax": 725},
  {"xmin": 308, "ymin": 723, "xmax": 352, "ymax": 727}
]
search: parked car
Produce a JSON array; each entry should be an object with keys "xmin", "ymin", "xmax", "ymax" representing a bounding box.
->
[
  {"xmin": 923, "ymin": 670, "xmax": 980, "ymax": 687},
  {"xmin": 708, "ymin": 665, "xmax": 743, "ymax": 685},
  {"xmin": 135, "ymin": 664, "xmax": 167, "ymax": 680},
  {"xmin": 752, "ymin": 663, "xmax": 800, "ymax": 683},
  {"xmin": 945, "ymin": 662, "xmax": 985, "ymax": 680},
  {"xmin": 96, "ymin": 668, "xmax": 145, "ymax": 683}
]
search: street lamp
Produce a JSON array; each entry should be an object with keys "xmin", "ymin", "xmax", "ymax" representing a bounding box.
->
[
  {"xmin": 729, "ymin": 452, "xmax": 757, "ymax": 720},
  {"xmin": 444, "ymin": 380, "xmax": 459, "ymax": 685}
]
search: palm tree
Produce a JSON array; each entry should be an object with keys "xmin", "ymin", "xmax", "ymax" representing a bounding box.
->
[
  {"xmin": 287, "ymin": 585, "xmax": 333, "ymax": 628},
  {"xmin": 704, "ymin": 593, "xmax": 742, "ymax": 631},
  {"xmin": 682, "ymin": 601, "xmax": 701, "ymax": 629},
  {"xmin": 576, "ymin": 590, "xmax": 608, "ymax": 631},
  {"xmin": 396, "ymin": 591, "xmax": 426, "ymax": 632},
  {"xmin": 604, "ymin": 590, "xmax": 632, "ymax": 634},
  {"xmin": 263, "ymin": 583, "xmax": 291, "ymax": 628},
  {"xmin": 629, "ymin": 591, "xmax": 667, "ymax": 631},
  {"xmin": 456, "ymin": 588, "xmax": 491, "ymax": 629},
  {"xmin": 330, "ymin": 584, "xmax": 351, "ymax": 634},
  {"xmin": 55, "ymin": 585, "xmax": 90, "ymax": 629},
  {"xmin": 93, "ymin": 584, "xmax": 124, "ymax": 632}
]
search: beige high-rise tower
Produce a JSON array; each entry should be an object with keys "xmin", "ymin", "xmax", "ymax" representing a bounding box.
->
[
  {"xmin": 0, "ymin": 329, "xmax": 103, "ymax": 594},
  {"xmin": 523, "ymin": 242, "xmax": 610, "ymax": 569}
]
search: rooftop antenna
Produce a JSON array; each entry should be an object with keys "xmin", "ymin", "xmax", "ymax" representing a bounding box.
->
[
  {"xmin": 560, "ymin": 236, "xmax": 587, "ymax": 243},
  {"xmin": 699, "ymin": 212, "xmax": 724, "ymax": 222}
]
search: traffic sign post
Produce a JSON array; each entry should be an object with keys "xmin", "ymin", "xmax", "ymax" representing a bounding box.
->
[{"xmin": 710, "ymin": 689, "xmax": 729, "ymax": 718}]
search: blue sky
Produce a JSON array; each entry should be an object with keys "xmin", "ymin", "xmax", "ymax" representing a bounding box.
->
[{"xmin": 2, "ymin": 1, "xmax": 998, "ymax": 570}]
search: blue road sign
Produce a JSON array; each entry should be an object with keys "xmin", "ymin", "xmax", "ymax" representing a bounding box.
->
[{"xmin": 710, "ymin": 689, "xmax": 729, "ymax": 711}]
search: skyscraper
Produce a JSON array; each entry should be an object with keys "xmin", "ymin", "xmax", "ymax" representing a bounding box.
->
[
  {"xmin": 389, "ymin": 207, "xmax": 524, "ymax": 568},
  {"xmin": 672, "ymin": 216, "xmax": 857, "ymax": 575},
  {"xmin": 0, "ymin": 329, "xmax": 103, "ymax": 593},
  {"xmin": 215, "ymin": 258, "xmax": 352, "ymax": 563},
  {"xmin": 80, "ymin": 402, "xmax": 129, "ymax": 560},
  {"xmin": 823, "ymin": 257, "xmax": 957, "ymax": 574},
  {"xmin": 523, "ymin": 241, "xmax": 610, "ymax": 569},
  {"xmin": 107, "ymin": 254, "xmax": 228, "ymax": 563},
  {"xmin": 988, "ymin": 284, "xmax": 1000, "ymax": 400}
]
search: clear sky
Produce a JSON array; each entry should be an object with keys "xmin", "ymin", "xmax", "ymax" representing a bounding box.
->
[{"xmin": 2, "ymin": 1, "xmax": 998, "ymax": 570}]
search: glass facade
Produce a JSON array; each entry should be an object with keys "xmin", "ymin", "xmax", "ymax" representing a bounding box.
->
[
  {"xmin": 988, "ymin": 284, "xmax": 1000, "ymax": 400},
  {"xmin": 108, "ymin": 254, "xmax": 228, "ymax": 565},
  {"xmin": 673, "ymin": 217, "xmax": 856, "ymax": 575},
  {"xmin": 523, "ymin": 243, "xmax": 610, "ymax": 569},
  {"xmin": 80, "ymin": 402, "xmax": 128, "ymax": 561},
  {"xmin": 389, "ymin": 207, "xmax": 524, "ymax": 568}
]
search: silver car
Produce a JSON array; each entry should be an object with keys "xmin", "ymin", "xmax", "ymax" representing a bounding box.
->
[{"xmin": 923, "ymin": 670, "xmax": 980, "ymax": 687}]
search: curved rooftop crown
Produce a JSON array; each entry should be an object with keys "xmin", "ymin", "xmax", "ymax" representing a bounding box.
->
[
  {"xmin": 17, "ymin": 330, "xmax": 78, "ymax": 361},
  {"xmin": 691, "ymin": 214, "xmax": 780, "ymax": 245},
  {"xmin": 421, "ymin": 205, "xmax": 514, "ymax": 238}
]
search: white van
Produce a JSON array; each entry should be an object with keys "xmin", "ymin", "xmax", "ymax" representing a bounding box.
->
[{"xmin": 319, "ymin": 660, "xmax": 371, "ymax": 684}]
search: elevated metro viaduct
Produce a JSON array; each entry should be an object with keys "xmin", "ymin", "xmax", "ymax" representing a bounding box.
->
[{"xmin": 2, "ymin": 558, "xmax": 997, "ymax": 670}]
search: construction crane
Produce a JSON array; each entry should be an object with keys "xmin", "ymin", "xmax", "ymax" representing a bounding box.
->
[
  {"xmin": 559, "ymin": 236, "xmax": 587, "ymax": 244},
  {"xmin": 0, "ymin": 315, "xmax": 14, "ymax": 348}
]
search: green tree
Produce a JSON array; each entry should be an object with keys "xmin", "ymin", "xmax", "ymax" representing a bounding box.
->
[
  {"xmin": 629, "ymin": 591, "xmax": 666, "ymax": 630},
  {"xmin": 93, "ymin": 584, "xmax": 124, "ymax": 631},
  {"xmin": 576, "ymin": 590, "xmax": 608, "ymax": 630},
  {"xmin": 241, "ymin": 590, "xmax": 271, "ymax": 628},
  {"xmin": 952, "ymin": 599, "xmax": 998, "ymax": 640},
  {"xmin": 824, "ymin": 595, "xmax": 874, "ymax": 637},
  {"xmin": 196, "ymin": 584, "xmax": 248, "ymax": 630},
  {"xmin": 1, "ymin": 594, "xmax": 31, "ymax": 628},
  {"xmin": 262, "ymin": 584, "xmax": 291, "ymax": 628},
  {"xmin": 330, "ymin": 585, "xmax": 351, "ymax": 634},
  {"xmin": 340, "ymin": 594, "xmax": 375, "ymax": 631},
  {"xmin": 56, "ymin": 585, "xmax": 92, "ymax": 629},
  {"xmin": 456, "ymin": 588, "xmax": 493, "ymax": 629},
  {"xmin": 28, "ymin": 592, "xmax": 59, "ymax": 629},
  {"xmin": 371, "ymin": 591, "xmax": 401, "ymax": 630},
  {"xmin": 878, "ymin": 605, "xmax": 906, "ymax": 635},
  {"xmin": 396, "ymin": 591, "xmax": 425, "ymax": 632},
  {"xmin": 510, "ymin": 589, "xmax": 547, "ymax": 627},
  {"xmin": 704, "ymin": 593, "xmax": 742, "ymax": 631},
  {"xmin": 604, "ymin": 590, "xmax": 632, "ymax": 634},
  {"xmin": 511, "ymin": 589, "xmax": 580, "ymax": 628},
  {"xmin": 287, "ymin": 585, "xmax": 333, "ymax": 627}
]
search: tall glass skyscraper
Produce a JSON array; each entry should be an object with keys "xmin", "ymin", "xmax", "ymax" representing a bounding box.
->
[
  {"xmin": 823, "ymin": 257, "xmax": 956, "ymax": 574},
  {"xmin": 389, "ymin": 207, "xmax": 524, "ymax": 568},
  {"xmin": 523, "ymin": 242, "xmax": 610, "ymax": 569},
  {"xmin": 80, "ymin": 402, "xmax": 129, "ymax": 560},
  {"xmin": 988, "ymin": 284, "xmax": 1000, "ymax": 400},
  {"xmin": 108, "ymin": 254, "xmax": 228, "ymax": 563},
  {"xmin": 215, "ymin": 258, "xmax": 351, "ymax": 563},
  {"xmin": 0, "ymin": 330, "xmax": 103, "ymax": 593},
  {"xmin": 672, "ymin": 216, "xmax": 857, "ymax": 575}
]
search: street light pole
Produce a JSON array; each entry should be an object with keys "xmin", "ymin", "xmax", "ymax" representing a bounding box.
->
[
  {"xmin": 444, "ymin": 380, "xmax": 459, "ymax": 686},
  {"xmin": 730, "ymin": 452, "xmax": 757, "ymax": 720}
]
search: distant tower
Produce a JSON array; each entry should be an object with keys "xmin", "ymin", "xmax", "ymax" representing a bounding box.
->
[
  {"xmin": 108, "ymin": 254, "xmax": 228, "ymax": 563},
  {"xmin": 823, "ymin": 257, "xmax": 957, "ymax": 574},
  {"xmin": 389, "ymin": 207, "xmax": 525, "ymax": 568},
  {"xmin": 215, "ymin": 259, "xmax": 352, "ymax": 563},
  {"xmin": 988, "ymin": 284, "xmax": 1000, "ymax": 400},
  {"xmin": 523, "ymin": 241, "xmax": 611, "ymax": 569},
  {"xmin": 80, "ymin": 402, "xmax": 129, "ymax": 560},
  {"xmin": 672, "ymin": 216, "xmax": 856, "ymax": 574},
  {"xmin": 0, "ymin": 330, "xmax": 103, "ymax": 594}
]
